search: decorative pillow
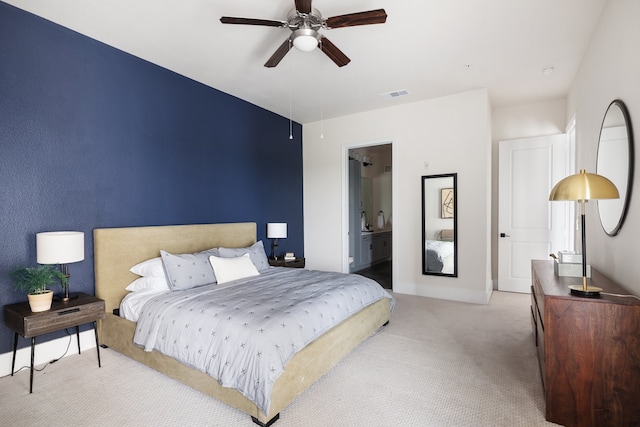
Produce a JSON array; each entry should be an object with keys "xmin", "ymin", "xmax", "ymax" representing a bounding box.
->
[
  {"xmin": 125, "ymin": 276, "xmax": 170, "ymax": 292},
  {"xmin": 160, "ymin": 247, "xmax": 220, "ymax": 291},
  {"xmin": 218, "ymin": 240, "xmax": 270, "ymax": 272},
  {"xmin": 130, "ymin": 257, "xmax": 165, "ymax": 277},
  {"xmin": 209, "ymin": 253, "xmax": 259, "ymax": 284}
]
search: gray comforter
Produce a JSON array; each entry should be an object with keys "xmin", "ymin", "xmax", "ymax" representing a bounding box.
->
[{"xmin": 133, "ymin": 267, "xmax": 394, "ymax": 414}]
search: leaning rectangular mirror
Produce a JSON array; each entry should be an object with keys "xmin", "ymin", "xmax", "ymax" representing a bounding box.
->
[{"xmin": 422, "ymin": 173, "xmax": 457, "ymax": 276}]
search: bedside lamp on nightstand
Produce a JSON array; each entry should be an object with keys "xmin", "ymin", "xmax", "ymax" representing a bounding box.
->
[
  {"xmin": 36, "ymin": 231, "xmax": 84, "ymax": 301},
  {"xmin": 267, "ymin": 223, "xmax": 287, "ymax": 260}
]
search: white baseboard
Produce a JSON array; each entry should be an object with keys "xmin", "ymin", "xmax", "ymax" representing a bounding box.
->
[
  {"xmin": 0, "ymin": 330, "xmax": 97, "ymax": 378},
  {"xmin": 394, "ymin": 278, "xmax": 494, "ymax": 304}
]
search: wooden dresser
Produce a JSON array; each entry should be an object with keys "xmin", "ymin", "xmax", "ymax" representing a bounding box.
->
[{"xmin": 531, "ymin": 260, "xmax": 640, "ymax": 427}]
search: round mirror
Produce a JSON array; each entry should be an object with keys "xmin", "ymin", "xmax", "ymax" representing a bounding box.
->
[{"xmin": 596, "ymin": 100, "xmax": 634, "ymax": 236}]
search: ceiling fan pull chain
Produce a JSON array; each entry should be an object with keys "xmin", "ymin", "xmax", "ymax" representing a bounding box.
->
[
  {"xmin": 289, "ymin": 96, "xmax": 293, "ymax": 140},
  {"xmin": 320, "ymin": 95, "xmax": 324, "ymax": 139},
  {"xmin": 289, "ymin": 60, "xmax": 294, "ymax": 140}
]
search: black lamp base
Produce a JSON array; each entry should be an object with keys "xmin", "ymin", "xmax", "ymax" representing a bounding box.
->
[{"xmin": 569, "ymin": 284, "xmax": 602, "ymax": 298}]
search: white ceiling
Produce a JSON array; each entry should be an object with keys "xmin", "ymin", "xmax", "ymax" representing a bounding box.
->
[{"xmin": 5, "ymin": 0, "xmax": 607, "ymax": 124}]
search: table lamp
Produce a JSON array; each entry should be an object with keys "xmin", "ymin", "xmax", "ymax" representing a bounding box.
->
[
  {"xmin": 267, "ymin": 223, "xmax": 287, "ymax": 260},
  {"xmin": 549, "ymin": 170, "xmax": 618, "ymax": 297},
  {"xmin": 36, "ymin": 231, "xmax": 85, "ymax": 301}
]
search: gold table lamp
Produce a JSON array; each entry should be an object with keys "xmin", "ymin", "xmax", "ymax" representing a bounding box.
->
[{"xmin": 549, "ymin": 170, "xmax": 619, "ymax": 297}]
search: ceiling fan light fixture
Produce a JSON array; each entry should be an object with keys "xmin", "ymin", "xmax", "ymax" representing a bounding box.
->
[
  {"xmin": 292, "ymin": 28, "xmax": 320, "ymax": 52},
  {"xmin": 221, "ymin": 4, "xmax": 387, "ymax": 67}
]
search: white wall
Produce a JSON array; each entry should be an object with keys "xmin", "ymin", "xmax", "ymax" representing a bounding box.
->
[
  {"xmin": 493, "ymin": 100, "xmax": 567, "ymax": 142},
  {"xmin": 567, "ymin": 0, "xmax": 640, "ymax": 294},
  {"xmin": 303, "ymin": 89, "xmax": 493, "ymax": 304}
]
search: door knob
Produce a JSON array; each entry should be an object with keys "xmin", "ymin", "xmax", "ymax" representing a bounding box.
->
[{"xmin": 500, "ymin": 233, "xmax": 510, "ymax": 238}]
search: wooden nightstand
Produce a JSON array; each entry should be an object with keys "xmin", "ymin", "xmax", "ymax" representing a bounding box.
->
[
  {"xmin": 4, "ymin": 292, "xmax": 105, "ymax": 393},
  {"xmin": 268, "ymin": 257, "xmax": 305, "ymax": 268}
]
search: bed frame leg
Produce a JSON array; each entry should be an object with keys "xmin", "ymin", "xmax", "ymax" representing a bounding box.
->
[{"xmin": 251, "ymin": 414, "xmax": 279, "ymax": 427}]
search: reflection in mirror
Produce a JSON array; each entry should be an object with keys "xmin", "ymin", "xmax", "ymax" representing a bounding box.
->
[
  {"xmin": 361, "ymin": 177, "xmax": 373, "ymax": 229},
  {"xmin": 422, "ymin": 173, "xmax": 457, "ymax": 276},
  {"xmin": 596, "ymin": 100, "xmax": 634, "ymax": 236}
]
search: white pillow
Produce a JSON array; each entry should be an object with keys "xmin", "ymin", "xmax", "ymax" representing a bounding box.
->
[
  {"xmin": 125, "ymin": 276, "xmax": 170, "ymax": 292},
  {"xmin": 209, "ymin": 253, "xmax": 259, "ymax": 284},
  {"xmin": 130, "ymin": 257, "xmax": 165, "ymax": 277}
]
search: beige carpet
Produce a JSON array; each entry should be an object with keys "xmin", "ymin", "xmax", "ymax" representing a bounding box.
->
[{"xmin": 0, "ymin": 292, "xmax": 556, "ymax": 426}]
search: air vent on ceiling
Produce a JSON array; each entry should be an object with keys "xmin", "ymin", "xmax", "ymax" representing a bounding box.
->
[{"xmin": 380, "ymin": 90, "xmax": 409, "ymax": 100}]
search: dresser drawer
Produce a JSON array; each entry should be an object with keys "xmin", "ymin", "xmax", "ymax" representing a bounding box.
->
[
  {"xmin": 530, "ymin": 304, "xmax": 537, "ymax": 346},
  {"xmin": 531, "ymin": 268, "xmax": 545, "ymax": 326},
  {"xmin": 531, "ymin": 285, "xmax": 544, "ymax": 331},
  {"xmin": 536, "ymin": 315, "xmax": 545, "ymax": 391}
]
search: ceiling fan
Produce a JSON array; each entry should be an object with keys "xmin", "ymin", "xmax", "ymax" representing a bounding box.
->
[{"xmin": 220, "ymin": 0, "xmax": 387, "ymax": 67}]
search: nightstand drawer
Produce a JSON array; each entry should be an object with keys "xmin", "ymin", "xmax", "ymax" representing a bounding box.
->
[{"xmin": 4, "ymin": 293, "xmax": 105, "ymax": 338}]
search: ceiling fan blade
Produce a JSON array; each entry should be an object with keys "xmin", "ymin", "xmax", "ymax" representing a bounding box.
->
[
  {"xmin": 325, "ymin": 9, "xmax": 387, "ymax": 28},
  {"xmin": 320, "ymin": 36, "xmax": 350, "ymax": 67},
  {"xmin": 295, "ymin": 0, "xmax": 312, "ymax": 14},
  {"xmin": 264, "ymin": 38, "xmax": 292, "ymax": 68},
  {"xmin": 220, "ymin": 16, "xmax": 286, "ymax": 27}
]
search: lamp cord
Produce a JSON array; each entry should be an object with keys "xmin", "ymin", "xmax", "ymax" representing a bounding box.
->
[
  {"xmin": 601, "ymin": 292, "xmax": 640, "ymax": 300},
  {"xmin": 0, "ymin": 329, "xmax": 73, "ymax": 378}
]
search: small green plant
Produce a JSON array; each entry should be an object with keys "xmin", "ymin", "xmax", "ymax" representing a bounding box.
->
[{"xmin": 9, "ymin": 265, "xmax": 68, "ymax": 295}]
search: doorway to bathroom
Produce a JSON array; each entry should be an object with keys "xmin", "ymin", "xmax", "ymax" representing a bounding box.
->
[{"xmin": 347, "ymin": 143, "xmax": 393, "ymax": 289}]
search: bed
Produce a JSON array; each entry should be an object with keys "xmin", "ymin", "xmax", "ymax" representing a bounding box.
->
[
  {"xmin": 424, "ymin": 229, "xmax": 455, "ymax": 274},
  {"xmin": 93, "ymin": 222, "xmax": 392, "ymax": 426}
]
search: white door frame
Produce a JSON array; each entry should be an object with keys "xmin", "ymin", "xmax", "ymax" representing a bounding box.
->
[
  {"xmin": 565, "ymin": 116, "xmax": 577, "ymax": 249},
  {"xmin": 341, "ymin": 139, "xmax": 395, "ymax": 274}
]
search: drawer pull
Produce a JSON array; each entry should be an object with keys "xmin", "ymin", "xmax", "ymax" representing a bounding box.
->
[{"xmin": 59, "ymin": 308, "xmax": 81, "ymax": 315}]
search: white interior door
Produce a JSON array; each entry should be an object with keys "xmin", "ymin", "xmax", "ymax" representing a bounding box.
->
[{"xmin": 498, "ymin": 135, "xmax": 570, "ymax": 293}]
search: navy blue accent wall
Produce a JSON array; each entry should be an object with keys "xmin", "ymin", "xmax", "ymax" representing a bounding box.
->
[{"xmin": 0, "ymin": 3, "xmax": 303, "ymax": 353}]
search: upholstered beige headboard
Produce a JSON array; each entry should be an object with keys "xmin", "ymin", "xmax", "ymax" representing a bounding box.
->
[
  {"xmin": 438, "ymin": 229, "xmax": 454, "ymax": 241},
  {"xmin": 93, "ymin": 223, "xmax": 257, "ymax": 313}
]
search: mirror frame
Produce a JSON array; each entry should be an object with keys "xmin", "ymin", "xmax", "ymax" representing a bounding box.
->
[
  {"xmin": 596, "ymin": 99, "xmax": 634, "ymax": 236},
  {"xmin": 421, "ymin": 173, "xmax": 457, "ymax": 277}
]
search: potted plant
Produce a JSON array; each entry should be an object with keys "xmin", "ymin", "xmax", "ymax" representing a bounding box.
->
[{"xmin": 9, "ymin": 265, "xmax": 68, "ymax": 312}]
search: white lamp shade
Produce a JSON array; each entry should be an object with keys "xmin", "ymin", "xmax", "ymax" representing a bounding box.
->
[
  {"xmin": 267, "ymin": 223, "xmax": 287, "ymax": 239},
  {"xmin": 36, "ymin": 231, "xmax": 85, "ymax": 264}
]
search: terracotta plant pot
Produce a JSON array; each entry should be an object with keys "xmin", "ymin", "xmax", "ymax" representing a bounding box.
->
[{"xmin": 27, "ymin": 290, "xmax": 54, "ymax": 312}]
